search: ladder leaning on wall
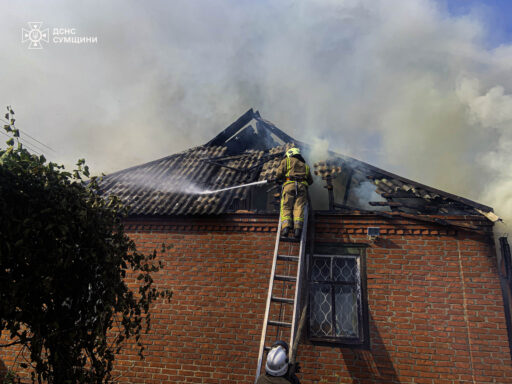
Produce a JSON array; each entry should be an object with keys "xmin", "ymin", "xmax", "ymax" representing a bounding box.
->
[{"xmin": 254, "ymin": 205, "xmax": 309, "ymax": 383}]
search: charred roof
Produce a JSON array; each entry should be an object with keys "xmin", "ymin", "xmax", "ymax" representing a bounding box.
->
[{"xmin": 98, "ymin": 109, "xmax": 494, "ymax": 219}]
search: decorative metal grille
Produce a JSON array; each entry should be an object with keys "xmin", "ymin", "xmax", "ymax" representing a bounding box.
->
[
  {"xmin": 310, "ymin": 254, "xmax": 362, "ymax": 340},
  {"xmin": 312, "ymin": 257, "xmax": 330, "ymax": 281},
  {"xmin": 334, "ymin": 285, "xmax": 358, "ymax": 337},
  {"xmin": 333, "ymin": 258, "xmax": 356, "ymax": 282},
  {"xmin": 310, "ymin": 284, "xmax": 332, "ymax": 336}
]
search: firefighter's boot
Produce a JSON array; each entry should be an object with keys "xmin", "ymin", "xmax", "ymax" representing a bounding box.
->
[
  {"xmin": 294, "ymin": 228, "xmax": 302, "ymax": 239},
  {"xmin": 281, "ymin": 227, "xmax": 290, "ymax": 237}
]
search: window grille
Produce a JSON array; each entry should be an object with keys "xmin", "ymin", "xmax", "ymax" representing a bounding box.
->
[{"xmin": 309, "ymin": 246, "xmax": 368, "ymax": 346}]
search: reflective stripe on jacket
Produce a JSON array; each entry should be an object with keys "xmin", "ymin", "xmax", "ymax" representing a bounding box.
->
[{"xmin": 275, "ymin": 156, "xmax": 313, "ymax": 187}]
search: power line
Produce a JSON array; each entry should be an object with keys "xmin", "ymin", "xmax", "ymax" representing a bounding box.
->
[
  {"xmin": 18, "ymin": 142, "xmax": 43, "ymax": 156},
  {"xmin": 0, "ymin": 122, "xmax": 50, "ymax": 155},
  {"xmin": 19, "ymin": 128, "xmax": 57, "ymax": 153},
  {"xmin": 0, "ymin": 131, "xmax": 44, "ymax": 155},
  {"xmin": 0, "ymin": 130, "xmax": 43, "ymax": 155},
  {"xmin": 0, "ymin": 119, "xmax": 57, "ymax": 153}
]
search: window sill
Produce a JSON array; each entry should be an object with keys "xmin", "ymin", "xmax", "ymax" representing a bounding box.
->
[{"xmin": 308, "ymin": 336, "xmax": 370, "ymax": 350}]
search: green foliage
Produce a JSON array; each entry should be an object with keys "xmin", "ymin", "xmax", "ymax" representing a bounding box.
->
[
  {"xmin": 0, "ymin": 107, "xmax": 172, "ymax": 383},
  {"xmin": 3, "ymin": 369, "xmax": 21, "ymax": 384}
]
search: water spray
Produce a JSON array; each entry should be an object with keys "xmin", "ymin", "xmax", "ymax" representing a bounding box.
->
[{"xmin": 199, "ymin": 180, "xmax": 269, "ymax": 195}]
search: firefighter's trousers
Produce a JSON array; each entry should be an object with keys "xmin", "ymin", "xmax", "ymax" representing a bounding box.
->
[{"xmin": 280, "ymin": 182, "xmax": 308, "ymax": 230}]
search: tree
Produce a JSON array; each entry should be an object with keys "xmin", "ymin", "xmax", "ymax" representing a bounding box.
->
[{"xmin": 0, "ymin": 107, "xmax": 172, "ymax": 383}]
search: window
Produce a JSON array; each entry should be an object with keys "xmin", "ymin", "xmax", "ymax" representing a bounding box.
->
[{"xmin": 309, "ymin": 245, "xmax": 369, "ymax": 346}]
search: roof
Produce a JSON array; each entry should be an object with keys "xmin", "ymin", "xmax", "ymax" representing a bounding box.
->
[{"xmin": 98, "ymin": 109, "xmax": 493, "ymax": 218}]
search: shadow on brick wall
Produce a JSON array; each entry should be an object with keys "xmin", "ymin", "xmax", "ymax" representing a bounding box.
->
[
  {"xmin": 340, "ymin": 312, "xmax": 400, "ymax": 383},
  {"xmin": 0, "ymin": 359, "xmax": 7, "ymax": 381}
]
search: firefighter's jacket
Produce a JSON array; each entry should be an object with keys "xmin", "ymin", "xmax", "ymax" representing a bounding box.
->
[
  {"xmin": 275, "ymin": 155, "xmax": 313, "ymax": 229},
  {"xmin": 275, "ymin": 156, "xmax": 314, "ymax": 187}
]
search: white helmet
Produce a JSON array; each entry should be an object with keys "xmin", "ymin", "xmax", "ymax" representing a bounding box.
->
[{"xmin": 265, "ymin": 345, "xmax": 289, "ymax": 376}]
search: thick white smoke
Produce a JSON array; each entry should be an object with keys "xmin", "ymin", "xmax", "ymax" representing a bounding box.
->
[
  {"xmin": 456, "ymin": 77, "xmax": 512, "ymax": 223},
  {"xmin": 1, "ymin": 0, "xmax": 511, "ymax": 221}
]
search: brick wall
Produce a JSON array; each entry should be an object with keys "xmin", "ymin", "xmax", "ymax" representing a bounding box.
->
[
  {"xmin": 1, "ymin": 213, "xmax": 511, "ymax": 383},
  {"xmin": 299, "ymin": 214, "xmax": 512, "ymax": 384}
]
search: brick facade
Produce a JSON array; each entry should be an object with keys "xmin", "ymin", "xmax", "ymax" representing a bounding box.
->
[{"xmin": 2, "ymin": 213, "xmax": 511, "ymax": 383}]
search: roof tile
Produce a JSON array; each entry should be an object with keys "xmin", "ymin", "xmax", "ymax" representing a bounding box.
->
[{"xmin": 99, "ymin": 109, "xmax": 493, "ymax": 217}]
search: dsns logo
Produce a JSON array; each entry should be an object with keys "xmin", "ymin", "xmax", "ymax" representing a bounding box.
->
[{"xmin": 21, "ymin": 22, "xmax": 49, "ymax": 49}]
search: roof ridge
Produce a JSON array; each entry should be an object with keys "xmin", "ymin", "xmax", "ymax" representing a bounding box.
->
[{"xmin": 205, "ymin": 108, "xmax": 256, "ymax": 147}]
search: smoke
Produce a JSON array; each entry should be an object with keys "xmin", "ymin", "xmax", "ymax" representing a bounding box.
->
[
  {"xmin": 1, "ymin": 0, "xmax": 511, "ymax": 222},
  {"xmin": 309, "ymin": 137, "xmax": 330, "ymax": 165},
  {"xmin": 456, "ymin": 77, "xmax": 512, "ymax": 221}
]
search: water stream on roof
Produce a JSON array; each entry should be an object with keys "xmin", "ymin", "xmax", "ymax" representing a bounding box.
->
[
  {"xmin": 199, "ymin": 180, "xmax": 268, "ymax": 195},
  {"xmin": 160, "ymin": 182, "xmax": 205, "ymax": 195},
  {"xmin": 122, "ymin": 178, "xmax": 207, "ymax": 195}
]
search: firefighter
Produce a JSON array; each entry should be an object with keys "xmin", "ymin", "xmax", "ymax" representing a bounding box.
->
[
  {"xmin": 256, "ymin": 341, "xmax": 300, "ymax": 384},
  {"xmin": 275, "ymin": 147, "xmax": 313, "ymax": 239}
]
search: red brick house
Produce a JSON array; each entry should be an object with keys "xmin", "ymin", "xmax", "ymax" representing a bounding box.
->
[{"xmin": 2, "ymin": 109, "xmax": 512, "ymax": 383}]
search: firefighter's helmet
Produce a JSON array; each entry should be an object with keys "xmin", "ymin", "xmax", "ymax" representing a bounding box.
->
[
  {"xmin": 272, "ymin": 340, "xmax": 289, "ymax": 353},
  {"xmin": 285, "ymin": 147, "xmax": 301, "ymax": 158},
  {"xmin": 265, "ymin": 342, "xmax": 289, "ymax": 376}
]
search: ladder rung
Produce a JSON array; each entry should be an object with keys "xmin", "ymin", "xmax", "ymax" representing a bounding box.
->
[
  {"xmin": 280, "ymin": 237, "xmax": 300, "ymax": 243},
  {"xmin": 277, "ymin": 255, "xmax": 299, "ymax": 262},
  {"xmin": 271, "ymin": 296, "xmax": 294, "ymax": 304},
  {"xmin": 275, "ymin": 274, "xmax": 296, "ymax": 282},
  {"xmin": 267, "ymin": 320, "xmax": 292, "ymax": 328},
  {"xmin": 256, "ymin": 208, "xmax": 309, "ymax": 381}
]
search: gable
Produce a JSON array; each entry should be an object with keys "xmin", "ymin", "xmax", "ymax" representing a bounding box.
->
[{"xmin": 98, "ymin": 109, "xmax": 494, "ymax": 219}]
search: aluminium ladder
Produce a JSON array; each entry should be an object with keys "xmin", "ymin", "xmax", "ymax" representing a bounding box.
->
[{"xmin": 254, "ymin": 206, "xmax": 309, "ymax": 383}]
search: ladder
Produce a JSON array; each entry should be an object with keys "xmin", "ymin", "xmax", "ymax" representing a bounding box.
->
[{"xmin": 254, "ymin": 206, "xmax": 309, "ymax": 382}]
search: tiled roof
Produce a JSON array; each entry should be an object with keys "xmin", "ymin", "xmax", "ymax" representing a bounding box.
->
[
  {"xmin": 314, "ymin": 154, "xmax": 493, "ymax": 215},
  {"xmin": 98, "ymin": 110, "xmax": 296, "ymax": 216},
  {"xmin": 99, "ymin": 109, "xmax": 493, "ymax": 218}
]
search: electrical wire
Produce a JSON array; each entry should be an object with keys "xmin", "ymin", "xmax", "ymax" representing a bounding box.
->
[
  {"xmin": 0, "ymin": 123, "xmax": 50, "ymax": 156},
  {"xmin": 0, "ymin": 125, "xmax": 46, "ymax": 155},
  {"xmin": 0, "ymin": 118, "xmax": 57, "ymax": 154},
  {"xmin": 0, "ymin": 130, "xmax": 43, "ymax": 155},
  {"xmin": 19, "ymin": 128, "xmax": 57, "ymax": 153}
]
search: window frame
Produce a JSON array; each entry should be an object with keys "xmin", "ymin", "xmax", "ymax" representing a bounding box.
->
[{"xmin": 307, "ymin": 244, "xmax": 370, "ymax": 348}]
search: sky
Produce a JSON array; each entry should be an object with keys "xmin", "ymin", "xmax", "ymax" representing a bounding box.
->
[
  {"xmin": 441, "ymin": 0, "xmax": 512, "ymax": 46},
  {"xmin": 1, "ymin": 0, "xmax": 512, "ymax": 224}
]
